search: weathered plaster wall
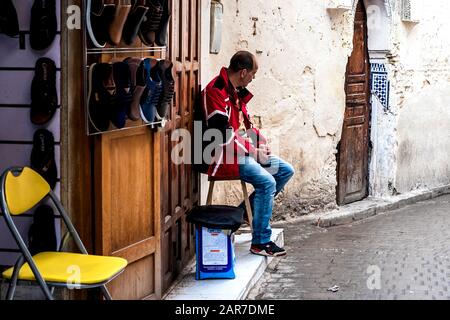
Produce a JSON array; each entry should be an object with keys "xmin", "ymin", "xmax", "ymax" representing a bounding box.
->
[
  {"xmin": 390, "ymin": 0, "xmax": 450, "ymax": 192},
  {"xmin": 369, "ymin": 96, "xmax": 398, "ymax": 196},
  {"xmin": 199, "ymin": 0, "xmax": 450, "ymax": 217},
  {"xmin": 201, "ymin": 0, "xmax": 355, "ymax": 217}
]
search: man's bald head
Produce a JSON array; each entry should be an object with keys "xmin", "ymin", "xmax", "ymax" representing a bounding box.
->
[
  {"xmin": 229, "ymin": 51, "xmax": 256, "ymax": 73},
  {"xmin": 228, "ymin": 51, "xmax": 258, "ymax": 88}
]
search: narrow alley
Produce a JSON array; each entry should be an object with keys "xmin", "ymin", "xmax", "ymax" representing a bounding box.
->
[{"xmin": 249, "ymin": 195, "xmax": 450, "ymax": 300}]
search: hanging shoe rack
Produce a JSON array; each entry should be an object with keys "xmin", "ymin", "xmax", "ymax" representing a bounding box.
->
[
  {"xmin": 82, "ymin": 0, "xmax": 168, "ymax": 136},
  {"xmin": 86, "ymin": 46, "xmax": 166, "ymax": 55}
]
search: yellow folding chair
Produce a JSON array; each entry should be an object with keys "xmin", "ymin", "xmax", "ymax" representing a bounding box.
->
[{"xmin": 0, "ymin": 167, "xmax": 127, "ymax": 300}]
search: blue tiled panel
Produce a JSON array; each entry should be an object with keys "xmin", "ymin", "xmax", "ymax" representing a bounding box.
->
[{"xmin": 371, "ymin": 63, "xmax": 390, "ymax": 109}]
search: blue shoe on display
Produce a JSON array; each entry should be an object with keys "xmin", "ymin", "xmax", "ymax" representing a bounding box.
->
[{"xmin": 139, "ymin": 58, "xmax": 162, "ymax": 124}]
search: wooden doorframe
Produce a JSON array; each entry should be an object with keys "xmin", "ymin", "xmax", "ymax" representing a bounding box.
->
[
  {"xmin": 159, "ymin": 0, "xmax": 201, "ymax": 293},
  {"xmin": 62, "ymin": 0, "xmax": 94, "ymax": 300}
]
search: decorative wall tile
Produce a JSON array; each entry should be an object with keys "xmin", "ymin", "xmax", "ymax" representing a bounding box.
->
[
  {"xmin": 371, "ymin": 63, "xmax": 390, "ymax": 109},
  {"xmin": 402, "ymin": 0, "xmax": 412, "ymax": 20},
  {"xmin": 400, "ymin": 0, "xmax": 421, "ymax": 22}
]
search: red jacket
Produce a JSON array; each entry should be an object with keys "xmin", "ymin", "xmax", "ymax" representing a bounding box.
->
[{"xmin": 201, "ymin": 67, "xmax": 267, "ymax": 178}]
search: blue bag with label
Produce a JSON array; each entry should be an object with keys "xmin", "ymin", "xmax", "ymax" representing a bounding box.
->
[{"xmin": 187, "ymin": 205, "xmax": 243, "ymax": 280}]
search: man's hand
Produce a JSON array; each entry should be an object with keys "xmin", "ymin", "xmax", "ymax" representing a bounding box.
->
[
  {"xmin": 255, "ymin": 147, "xmax": 270, "ymax": 165},
  {"xmin": 259, "ymin": 143, "xmax": 271, "ymax": 155}
]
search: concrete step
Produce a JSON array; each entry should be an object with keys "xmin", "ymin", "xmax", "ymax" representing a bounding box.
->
[{"xmin": 163, "ymin": 228, "xmax": 284, "ymax": 300}]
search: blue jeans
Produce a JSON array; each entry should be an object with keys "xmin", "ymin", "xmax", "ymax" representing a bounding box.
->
[{"xmin": 238, "ymin": 155, "xmax": 295, "ymax": 244}]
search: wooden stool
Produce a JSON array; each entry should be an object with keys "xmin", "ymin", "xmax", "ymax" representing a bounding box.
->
[{"xmin": 206, "ymin": 176, "xmax": 253, "ymax": 231}]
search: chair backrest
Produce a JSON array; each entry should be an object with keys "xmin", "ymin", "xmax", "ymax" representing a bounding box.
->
[
  {"xmin": 1, "ymin": 167, "xmax": 50, "ymax": 216},
  {"xmin": 1, "ymin": 165, "xmax": 89, "ymax": 254}
]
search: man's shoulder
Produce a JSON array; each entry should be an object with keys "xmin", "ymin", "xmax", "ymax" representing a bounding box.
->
[{"xmin": 204, "ymin": 77, "xmax": 228, "ymax": 99}]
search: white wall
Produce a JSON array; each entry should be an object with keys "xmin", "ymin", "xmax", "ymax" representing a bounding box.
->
[
  {"xmin": 201, "ymin": 0, "xmax": 355, "ymax": 215},
  {"xmin": 392, "ymin": 0, "xmax": 450, "ymax": 192}
]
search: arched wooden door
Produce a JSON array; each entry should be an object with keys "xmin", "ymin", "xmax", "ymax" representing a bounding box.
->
[{"xmin": 337, "ymin": 0, "xmax": 371, "ymax": 205}]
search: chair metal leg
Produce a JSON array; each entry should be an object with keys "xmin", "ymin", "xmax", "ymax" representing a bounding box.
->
[
  {"xmin": 36, "ymin": 278, "xmax": 54, "ymax": 300},
  {"xmin": 241, "ymin": 181, "xmax": 253, "ymax": 231},
  {"xmin": 6, "ymin": 256, "xmax": 24, "ymax": 300},
  {"xmin": 6, "ymin": 280, "xmax": 17, "ymax": 300},
  {"xmin": 206, "ymin": 181, "xmax": 215, "ymax": 205},
  {"xmin": 101, "ymin": 285, "xmax": 113, "ymax": 300},
  {"xmin": 5, "ymin": 254, "xmax": 53, "ymax": 300}
]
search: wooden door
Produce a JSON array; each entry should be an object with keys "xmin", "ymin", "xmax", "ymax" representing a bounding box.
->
[
  {"xmin": 95, "ymin": 128, "xmax": 160, "ymax": 300},
  {"xmin": 93, "ymin": 0, "xmax": 200, "ymax": 299},
  {"xmin": 337, "ymin": 0, "xmax": 371, "ymax": 205},
  {"xmin": 159, "ymin": 0, "xmax": 200, "ymax": 293}
]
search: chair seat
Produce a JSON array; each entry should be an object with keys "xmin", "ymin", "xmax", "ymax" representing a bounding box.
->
[
  {"xmin": 2, "ymin": 252, "xmax": 127, "ymax": 285},
  {"xmin": 208, "ymin": 176, "xmax": 241, "ymax": 181}
]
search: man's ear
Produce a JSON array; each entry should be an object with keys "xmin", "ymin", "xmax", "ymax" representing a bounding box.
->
[{"xmin": 240, "ymin": 69, "xmax": 247, "ymax": 79}]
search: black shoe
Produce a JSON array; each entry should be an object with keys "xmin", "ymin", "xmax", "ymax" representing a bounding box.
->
[
  {"xmin": 87, "ymin": 0, "xmax": 116, "ymax": 48},
  {"xmin": 111, "ymin": 62, "xmax": 132, "ymax": 128},
  {"xmin": 124, "ymin": 57, "xmax": 146, "ymax": 120},
  {"xmin": 250, "ymin": 241, "xmax": 287, "ymax": 257},
  {"xmin": 122, "ymin": 0, "xmax": 148, "ymax": 45},
  {"xmin": 28, "ymin": 204, "xmax": 57, "ymax": 255},
  {"xmin": 30, "ymin": 129, "xmax": 57, "ymax": 190},
  {"xmin": 154, "ymin": 59, "xmax": 174, "ymax": 125},
  {"xmin": 0, "ymin": 0, "xmax": 19, "ymax": 38},
  {"xmin": 139, "ymin": 0, "xmax": 163, "ymax": 46},
  {"xmin": 155, "ymin": 0, "xmax": 170, "ymax": 46},
  {"xmin": 30, "ymin": 0, "xmax": 57, "ymax": 50},
  {"xmin": 30, "ymin": 57, "xmax": 58, "ymax": 125},
  {"xmin": 88, "ymin": 63, "xmax": 115, "ymax": 132}
]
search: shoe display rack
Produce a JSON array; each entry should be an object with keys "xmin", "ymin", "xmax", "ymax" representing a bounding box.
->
[
  {"xmin": 82, "ymin": 0, "xmax": 169, "ymax": 136},
  {"xmin": 0, "ymin": 0, "xmax": 62, "ymax": 268}
]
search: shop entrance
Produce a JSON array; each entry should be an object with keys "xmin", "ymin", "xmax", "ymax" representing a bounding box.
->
[
  {"xmin": 65, "ymin": 0, "xmax": 200, "ymax": 300},
  {"xmin": 159, "ymin": 0, "xmax": 200, "ymax": 293},
  {"xmin": 336, "ymin": 0, "xmax": 371, "ymax": 205},
  {"xmin": 96, "ymin": 0, "xmax": 200, "ymax": 299}
]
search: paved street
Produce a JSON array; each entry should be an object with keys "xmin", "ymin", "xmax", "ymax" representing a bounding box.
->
[{"xmin": 247, "ymin": 194, "xmax": 450, "ymax": 300}]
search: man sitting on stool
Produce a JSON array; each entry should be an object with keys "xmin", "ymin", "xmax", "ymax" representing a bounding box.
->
[{"xmin": 201, "ymin": 51, "xmax": 295, "ymax": 257}]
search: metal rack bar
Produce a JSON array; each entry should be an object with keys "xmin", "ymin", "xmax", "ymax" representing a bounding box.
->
[
  {"xmin": 84, "ymin": 57, "xmax": 165, "ymax": 68},
  {"xmin": 87, "ymin": 46, "xmax": 167, "ymax": 55},
  {"xmin": 87, "ymin": 121, "xmax": 165, "ymax": 136}
]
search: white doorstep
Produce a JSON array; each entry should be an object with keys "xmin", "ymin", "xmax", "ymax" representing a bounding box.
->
[{"xmin": 163, "ymin": 228, "xmax": 284, "ymax": 300}]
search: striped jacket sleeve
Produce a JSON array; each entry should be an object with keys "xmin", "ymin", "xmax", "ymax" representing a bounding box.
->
[{"xmin": 203, "ymin": 87, "xmax": 257, "ymax": 157}]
